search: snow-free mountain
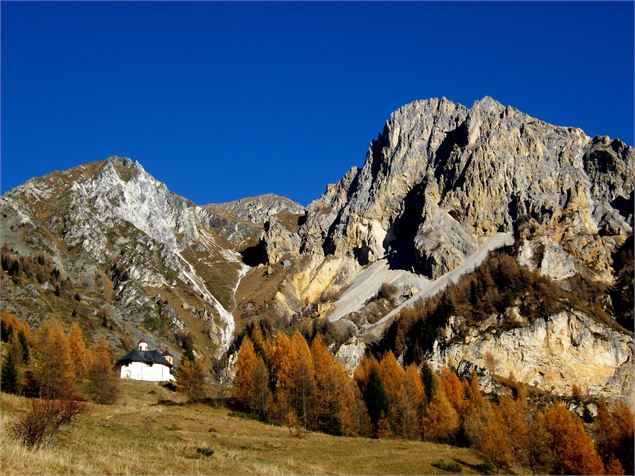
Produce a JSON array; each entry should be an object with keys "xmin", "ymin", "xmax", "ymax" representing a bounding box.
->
[{"xmin": 1, "ymin": 97, "xmax": 633, "ymax": 404}]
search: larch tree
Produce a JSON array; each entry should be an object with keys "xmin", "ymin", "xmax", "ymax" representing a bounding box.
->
[
  {"xmin": 354, "ymin": 355, "xmax": 379, "ymax": 396},
  {"xmin": 378, "ymin": 351, "xmax": 405, "ymax": 436},
  {"xmin": 401, "ymin": 363, "xmax": 424, "ymax": 440},
  {"xmin": 270, "ymin": 332, "xmax": 294, "ymax": 420},
  {"xmin": 86, "ymin": 338, "xmax": 120, "ymax": 404},
  {"xmin": 594, "ymin": 398, "xmax": 619, "ymax": 468},
  {"xmin": 594, "ymin": 399, "xmax": 635, "ymax": 476},
  {"xmin": 251, "ymin": 356, "xmax": 272, "ymax": 419},
  {"xmin": 421, "ymin": 362, "xmax": 436, "ymax": 404},
  {"xmin": 423, "ymin": 384, "xmax": 459, "ymax": 442},
  {"xmin": 610, "ymin": 402, "xmax": 634, "ymax": 476},
  {"xmin": 474, "ymin": 401, "xmax": 514, "ymax": 474},
  {"xmin": 544, "ymin": 402, "xmax": 605, "ymax": 475},
  {"xmin": 176, "ymin": 355, "xmax": 207, "ymax": 403},
  {"xmin": 288, "ymin": 332, "xmax": 316, "ymax": 428},
  {"xmin": 498, "ymin": 393, "xmax": 530, "ymax": 467},
  {"xmin": 37, "ymin": 321, "xmax": 75, "ymax": 399},
  {"xmin": 232, "ymin": 336, "xmax": 257, "ymax": 411},
  {"xmin": 311, "ymin": 335, "xmax": 357, "ymax": 436},
  {"xmin": 606, "ymin": 457, "xmax": 625, "ymax": 476},
  {"xmin": 527, "ymin": 410, "xmax": 556, "ymax": 475},
  {"xmin": 439, "ymin": 368, "xmax": 466, "ymax": 417}
]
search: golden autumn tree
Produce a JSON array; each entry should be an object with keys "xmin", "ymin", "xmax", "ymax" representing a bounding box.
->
[
  {"xmin": 401, "ymin": 363, "xmax": 424, "ymax": 440},
  {"xmin": 176, "ymin": 356, "xmax": 207, "ymax": 402},
  {"xmin": 311, "ymin": 335, "xmax": 357, "ymax": 436},
  {"xmin": 232, "ymin": 336, "xmax": 257, "ymax": 411},
  {"xmin": 594, "ymin": 399, "xmax": 635, "ymax": 475},
  {"xmin": 527, "ymin": 410, "xmax": 556, "ymax": 475},
  {"xmin": 378, "ymin": 351, "xmax": 405, "ymax": 437},
  {"xmin": 544, "ymin": 402, "xmax": 605, "ymax": 475},
  {"xmin": 85, "ymin": 338, "xmax": 120, "ymax": 404},
  {"xmin": 439, "ymin": 368, "xmax": 466, "ymax": 417},
  {"xmin": 68, "ymin": 322, "xmax": 87, "ymax": 379},
  {"xmin": 37, "ymin": 320, "xmax": 75, "ymax": 399},
  {"xmin": 498, "ymin": 393, "xmax": 530, "ymax": 467},
  {"xmin": 353, "ymin": 354, "xmax": 379, "ymax": 396},
  {"xmin": 1, "ymin": 309, "xmax": 31, "ymax": 363},
  {"xmin": 610, "ymin": 402, "xmax": 634, "ymax": 476},
  {"xmin": 606, "ymin": 457, "xmax": 625, "ymax": 476},
  {"xmin": 269, "ymin": 332, "xmax": 293, "ymax": 420},
  {"xmin": 288, "ymin": 332, "xmax": 316, "ymax": 428},
  {"xmin": 423, "ymin": 384, "xmax": 458, "ymax": 441},
  {"xmin": 476, "ymin": 401, "xmax": 514, "ymax": 474}
]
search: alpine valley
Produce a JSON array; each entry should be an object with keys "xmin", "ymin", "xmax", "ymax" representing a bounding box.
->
[{"xmin": 2, "ymin": 97, "xmax": 633, "ymax": 406}]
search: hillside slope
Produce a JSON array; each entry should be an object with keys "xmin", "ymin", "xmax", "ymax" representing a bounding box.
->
[{"xmin": 0, "ymin": 382, "xmax": 490, "ymax": 475}]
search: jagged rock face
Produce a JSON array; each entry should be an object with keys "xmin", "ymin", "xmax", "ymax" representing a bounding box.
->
[
  {"xmin": 260, "ymin": 216, "xmax": 302, "ymax": 265},
  {"xmin": 297, "ymin": 97, "xmax": 634, "ymax": 282},
  {"xmin": 428, "ymin": 309, "xmax": 634, "ymax": 406},
  {"xmin": 202, "ymin": 194, "xmax": 304, "ymax": 247}
]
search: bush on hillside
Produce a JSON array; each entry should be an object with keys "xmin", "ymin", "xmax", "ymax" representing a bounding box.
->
[{"xmin": 11, "ymin": 398, "xmax": 86, "ymax": 448}]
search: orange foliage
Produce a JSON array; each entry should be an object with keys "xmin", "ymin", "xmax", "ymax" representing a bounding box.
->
[
  {"xmin": 545, "ymin": 402, "xmax": 605, "ymax": 475},
  {"xmin": 423, "ymin": 386, "xmax": 458, "ymax": 441},
  {"xmin": 311, "ymin": 336, "xmax": 357, "ymax": 436},
  {"xmin": 232, "ymin": 337, "xmax": 257, "ymax": 411},
  {"xmin": 68, "ymin": 322, "xmax": 87, "ymax": 379},
  {"xmin": 37, "ymin": 320, "xmax": 75, "ymax": 399}
]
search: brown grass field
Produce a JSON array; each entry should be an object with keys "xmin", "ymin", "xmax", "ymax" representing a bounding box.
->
[{"xmin": 0, "ymin": 381, "xmax": 496, "ymax": 475}]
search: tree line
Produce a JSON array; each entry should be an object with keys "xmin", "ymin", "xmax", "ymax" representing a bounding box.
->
[{"xmin": 232, "ymin": 328, "xmax": 634, "ymax": 475}]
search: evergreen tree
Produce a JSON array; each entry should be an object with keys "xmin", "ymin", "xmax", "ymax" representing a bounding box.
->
[
  {"xmin": 1, "ymin": 347, "xmax": 19, "ymax": 394},
  {"xmin": 251, "ymin": 356, "xmax": 272, "ymax": 419},
  {"xmin": 363, "ymin": 367, "xmax": 390, "ymax": 436},
  {"xmin": 17, "ymin": 330, "xmax": 29, "ymax": 364}
]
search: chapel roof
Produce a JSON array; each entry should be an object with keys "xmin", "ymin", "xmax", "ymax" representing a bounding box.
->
[{"xmin": 116, "ymin": 349, "xmax": 173, "ymax": 368}]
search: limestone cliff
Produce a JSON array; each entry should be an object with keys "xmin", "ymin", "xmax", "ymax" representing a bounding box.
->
[{"xmin": 289, "ymin": 98, "xmax": 633, "ymax": 284}]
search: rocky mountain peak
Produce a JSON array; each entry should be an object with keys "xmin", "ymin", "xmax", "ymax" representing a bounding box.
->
[{"xmin": 293, "ymin": 96, "xmax": 633, "ymax": 283}]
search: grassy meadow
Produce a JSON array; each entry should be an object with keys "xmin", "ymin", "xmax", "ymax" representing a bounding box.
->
[{"xmin": 0, "ymin": 381, "xmax": 492, "ymax": 475}]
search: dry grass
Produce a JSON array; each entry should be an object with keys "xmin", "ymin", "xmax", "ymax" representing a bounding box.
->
[{"xmin": 1, "ymin": 381, "xmax": 489, "ymax": 475}]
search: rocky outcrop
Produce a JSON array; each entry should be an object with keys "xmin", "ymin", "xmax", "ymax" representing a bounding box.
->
[
  {"xmin": 428, "ymin": 310, "xmax": 634, "ymax": 406},
  {"xmin": 202, "ymin": 194, "xmax": 304, "ymax": 246}
]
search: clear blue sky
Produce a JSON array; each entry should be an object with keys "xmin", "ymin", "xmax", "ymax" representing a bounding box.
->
[{"xmin": 2, "ymin": 2, "xmax": 633, "ymax": 206}]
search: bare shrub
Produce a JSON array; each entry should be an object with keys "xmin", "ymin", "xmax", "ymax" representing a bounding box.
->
[{"xmin": 11, "ymin": 398, "xmax": 87, "ymax": 448}]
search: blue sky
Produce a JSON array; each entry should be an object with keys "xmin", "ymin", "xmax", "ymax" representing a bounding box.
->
[{"xmin": 2, "ymin": 1, "xmax": 633, "ymax": 206}]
